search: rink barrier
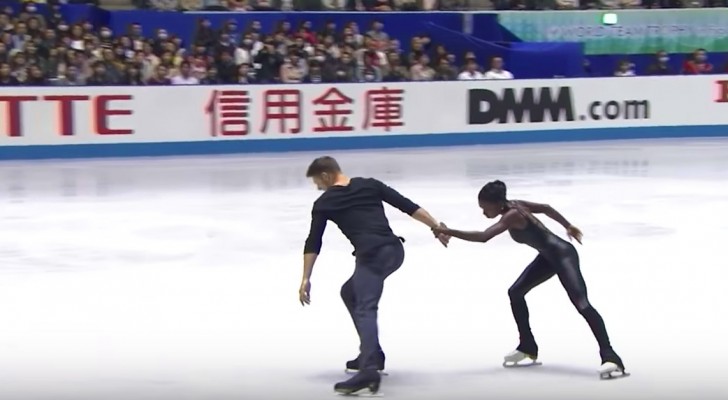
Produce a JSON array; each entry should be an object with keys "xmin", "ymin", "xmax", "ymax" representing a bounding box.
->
[
  {"xmin": 1, "ymin": 76, "xmax": 728, "ymax": 160},
  {"xmin": 1, "ymin": 125, "xmax": 728, "ymax": 160}
]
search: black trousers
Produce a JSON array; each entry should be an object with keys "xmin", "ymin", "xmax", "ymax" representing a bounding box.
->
[
  {"xmin": 340, "ymin": 241, "xmax": 405, "ymax": 371},
  {"xmin": 507, "ymin": 246, "xmax": 613, "ymax": 357}
]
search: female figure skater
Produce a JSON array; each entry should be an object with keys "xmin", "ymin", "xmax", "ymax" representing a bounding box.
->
[{"xmin": 432, "ymin": 180, "xmax": 628, "ymax": 380}]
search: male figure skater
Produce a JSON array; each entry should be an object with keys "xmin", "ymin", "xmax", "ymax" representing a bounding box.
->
[{"xmin": 299, "ymin": 156, "xmax": 448, "ymax": 395}]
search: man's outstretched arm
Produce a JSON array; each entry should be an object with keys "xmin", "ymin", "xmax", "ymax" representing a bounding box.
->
[{"xmin": 375, "ymin": 179, "xmax": 449, "ymax": 246}]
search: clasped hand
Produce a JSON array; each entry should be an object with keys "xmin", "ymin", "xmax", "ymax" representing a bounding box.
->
[{"xmin": 432, "ymin": 222, "xmax": 450, "ymax": 247}]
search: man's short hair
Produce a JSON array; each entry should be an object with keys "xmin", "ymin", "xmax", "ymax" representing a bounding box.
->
[{"xmin": 306, "ymin": 156, "xmax": 341, "ymax": 177}]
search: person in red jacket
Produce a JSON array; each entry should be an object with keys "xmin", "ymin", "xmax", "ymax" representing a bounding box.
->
[{"xmin": 682, "ymin": 49, "xmax": 714, "ymax": 74}]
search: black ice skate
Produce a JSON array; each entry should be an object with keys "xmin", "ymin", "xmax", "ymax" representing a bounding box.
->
[
  {"xmin": 599, "ymin": 349, "xmax": 630, "ymax": 380},
  {"xmin": 345, "ymin": 351, "xmax": 386, "ymax": 374},
  {"xmin": 334, "ymin": 370, "xmax": 382, "ymax": 397}
]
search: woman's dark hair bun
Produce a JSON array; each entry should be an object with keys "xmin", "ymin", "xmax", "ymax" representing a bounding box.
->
[{"xmin": 478, "ymin": 180, "xmax": 507, "ymax": 203}]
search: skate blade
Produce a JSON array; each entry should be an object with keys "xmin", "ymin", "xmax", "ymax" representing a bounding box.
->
[
  {"xmin": 503, "ymin": 360, "xmax": 542, "ymax": 368},
  {"xmin": 600, "ymin": 370, "xmax": 630, "ymax": 380},
  {"xmin": 345, "ymin": 369, "xmax": 388, "ymax": 376},
  {"xmin": 335, "ymin": 389, "xmax": 383, "ymax": 397}
]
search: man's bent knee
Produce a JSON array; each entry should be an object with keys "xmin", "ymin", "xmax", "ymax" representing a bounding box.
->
[{"xmin": 341, "ymin": 282, "xmax": 354, "ymax": 303}]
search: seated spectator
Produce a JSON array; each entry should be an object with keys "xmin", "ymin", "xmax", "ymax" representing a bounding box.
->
[
  {"xmin": 171, "ymin": 61, "xmax": 200, "ymax": 84},
  {"xmin": 360, "ymin": 63, "xmax": 383, "ymax": 82},
  {"xmin": 366, "ymin": 20, "xmax": 389, "ymax": 43},
  {"xmin": 148, "ymin": 65, "xmax": 172, "ymax": 85},
  {"xmin": 614, "ymin": 60, "xmax": 636, "ymax": 77},
  {"xmin": 358, "ymin": 37, "xmax": 387, "ymax": 77},
  {"xmin": 124, "ymin": 64, "xmax": 145, "ymax": 86},
  {"xmin": 407, "ymin": 37, "xmax": 426, "ymax": 66},
  {"xmin": 340, "ymin": 23, "xmax": 363, "ymax": 48},
  {"xmin": 384, "ymin": 52, "xmax": 409, "ymax": 81},
  {"xmin": 305, "ymin": 62, "xmax": 324, "ymax": 83},
  {"xmin": 484, "ymin": 56, "xmax": 513, "ymax": 79},
  {"xmin": 462, "ymin": 51, "xmax": 481, "ymax": 70},
  {"xmin": 54, "ymin": 65, "xmax": 85, "ymax": 86},
  {"xmin": 329, "ymin": 51, "xmax": 356, "ymax": 82},
  {"xmin": 87, "ymin": 62, "xmax": 113, "ymax": 86},
  {"xmin": 216, "ymin": 51, "xmax": 238, "ymax": 83},
  {"xmin": 254, "ymin": 41, "xmax": 282, "ymax": 83},
  {"xmin": 0, "ymin": 62, "xmax": 19, "ymax": 86},
  {"xmin": 239, "ymin": 63, "xmax": 257, "ymax": 83},
  {"xmin": 435, "ymin": 57, "xmax": 458, "ymax": 80},
  {"xmin": 645, "ymin": 50, "xmax": 674, "ymax": 75},
  {"xmin": 682, "ymin": 49, "xmax": 713, "ymax": 74},
  {"xmin": 410, "ymin": 54, "xmax": 435, "ymax": 81},
  {"xmin": 432, "ymin": 44, "xmax": 448, "ymax": 64},
  {"xmin": 26, "ymin": 64, "xmax": 47, "ymax": 86},
  {"xmin": 458, "ymin": 58, "xmax": 484, "ymax": 80},
  {"xmin": 280, "ymin": 56, "xmax": 305, "ymax": 83},
  {"xmin": 201, "ymin": 66, "xmax": 223, "ymax": 84}
]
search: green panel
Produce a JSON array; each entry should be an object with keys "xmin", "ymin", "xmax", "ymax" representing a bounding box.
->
[{"xmin": 497, "ymin": 9, "xmax": 728, "ymax": 55}]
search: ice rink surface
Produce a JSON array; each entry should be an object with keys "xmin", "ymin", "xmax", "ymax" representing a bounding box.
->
[{"xmin": 0, "ymin": 138, "xmax": 726, "ymax": 400}]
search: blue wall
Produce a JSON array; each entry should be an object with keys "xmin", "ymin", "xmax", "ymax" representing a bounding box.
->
[{"xmin": 6, "ymin": 4, "xmax": 727, "ymax": 78}]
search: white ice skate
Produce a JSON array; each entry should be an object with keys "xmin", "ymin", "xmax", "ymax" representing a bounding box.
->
[
  {"xmin": 598, "ymin": 361, "xmax": 630, "ymax": 380},
  {"xmin": 502, "ymin": 350, "xmax": 541, "ymax": 368},
  {"xmin": 345, "ymin": 369, "xmax": 388, "ymax": 377}
]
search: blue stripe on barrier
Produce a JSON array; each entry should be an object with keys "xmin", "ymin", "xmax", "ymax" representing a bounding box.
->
[{"xmin": 1, "ymin": 124, "xmax": 727, "ymax": 160}]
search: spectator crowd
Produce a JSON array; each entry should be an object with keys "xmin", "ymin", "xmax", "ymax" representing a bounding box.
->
[
  {"xmin": 138, "ymin": 0, "xmax": 728, "ymax": 12},
  {"xmin": 0, "ymin": 3, "xmax": 516, "ymax": 86},
  {"xmin": 2, "ymin": 1, "xmax": 727, "ymax": 86}
]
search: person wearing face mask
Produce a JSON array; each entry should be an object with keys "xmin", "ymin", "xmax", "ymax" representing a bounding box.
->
[
  {"xmin": 56, "ymin": 23, "xmax": 70, "ymax": 37},
  {"xmin": 312, "ymin": 48, "xmax": 327, "ymax": 67},
  {"xmin": 304, "ymin": 62, "xmax": 324, "ymax": 83},
  {"xmin": 613, "ymin": 60, "xmax": 636, "ymax": 77},
  {"xmin": 157, "ymin": 29, "xmax": 169, "ymax": 42},
  {"xmin": 99, "ymin": 28, "xmax": 114, "ymax": 49},
  {"xmin": 25, "ymin": 3, "xmax": 38, "ymax": 14},
  {"xmin": 646, "ymin": 50, "xmax": 674, "ymax": 76},
  {"xmin": 235, "ymin": 35, "xmax": 254, "ymax": 66},
  {"xmin": 226, "ymin": 21, "xmax": 238, "ymax": 36},
  {"xmin": 248, "ymin": 21, "xmax": 262, "ymax": 34},
  {"xmin": 100, "ymin": 28, "xmax": 113, "ymax": 39}
]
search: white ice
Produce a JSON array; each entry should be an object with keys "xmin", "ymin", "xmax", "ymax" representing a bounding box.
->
[{"xmin": 0, "ymin": 138, "xmax": 726, "ymax": 400}]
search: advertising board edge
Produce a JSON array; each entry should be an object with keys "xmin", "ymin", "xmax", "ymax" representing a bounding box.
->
[{"xmin": 1, "ymin": 124, "xmax": 726, "ymax": 161}]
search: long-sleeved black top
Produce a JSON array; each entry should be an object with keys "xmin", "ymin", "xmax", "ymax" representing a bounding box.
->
[{"xmin": 303, "ymin": 177, "xmax": 421, "ymax": 257}]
